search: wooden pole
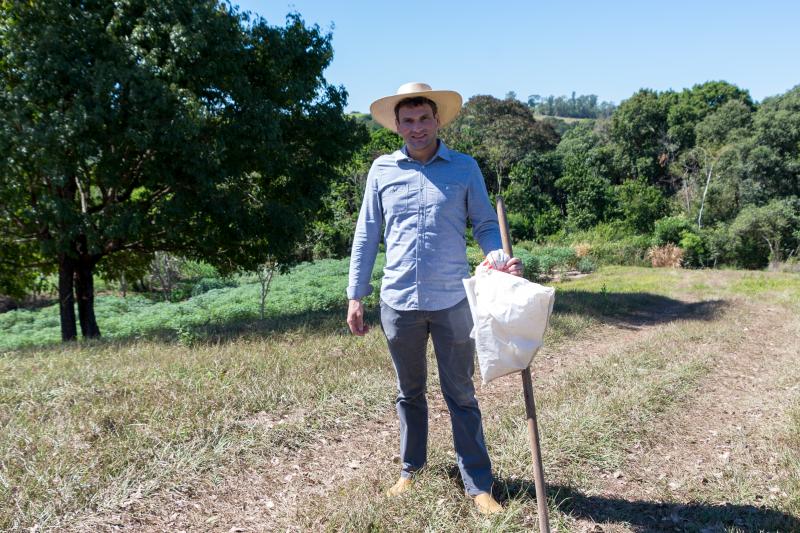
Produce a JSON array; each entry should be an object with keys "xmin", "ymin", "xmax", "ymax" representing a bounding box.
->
[{"xmin": 496, "ymin": 196, "xmax": 551, "ymax": 533}]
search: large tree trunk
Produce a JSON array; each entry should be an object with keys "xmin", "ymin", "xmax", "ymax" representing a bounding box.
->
[
  {"xmin": 58, "ymin": 255, "xmax": 78, "ymax": 342},
  {"xmin": 75, "ymin": 257, "xmax": 101, "ymax": 338}
]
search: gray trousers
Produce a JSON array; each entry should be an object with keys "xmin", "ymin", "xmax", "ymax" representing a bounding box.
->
[{"xmin": 380, "ymin": 298, "xmax": 493, "ymax": 496}]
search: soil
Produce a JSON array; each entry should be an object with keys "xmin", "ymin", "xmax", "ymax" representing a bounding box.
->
[{"xmin": 69, "ymin": 274, "xmax": 800, "ymax": 532}]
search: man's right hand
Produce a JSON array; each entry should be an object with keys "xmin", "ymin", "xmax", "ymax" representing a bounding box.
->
[{"xmin": 347, "ymin": 299, "xmax": 369, "ymax": 336}]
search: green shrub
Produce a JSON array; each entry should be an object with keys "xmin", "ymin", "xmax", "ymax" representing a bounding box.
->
[
  {"xmin": 189, "ymin": 277, "xmax": 237, "ymax": 297},
  {"xmin": 466, "ymin": 246, "xmax": 484, "ymax": 272},
  {"xmin": 513, "ymin": 248, "xmax": 540, "ymax": 281},
  {"xmin": 614, "ymin": 178, "xmax": 669, "ymax": 233},
  {"xmin": 507, "ymin": 211, "xmax": 536, "ymax": 242},
  {"xmin": 529, "ymin": 246, "xmax": 577, "ymax": 275},
  {"xmin": 550, "ymin": 246, "xmax": 579, "ymax": 270},
  {"xmin": 653, "ymin": 215, "xmax": 695, "ymax": 246},
  {"xmin": 180, "ymin": 260, "xmax": 220, "ymax": 279},
  {"xmin": 679, "ymin": 230, "xmax": 707, "ymax": 268},
  {"xmin": 577, "ymin": 256, "xmax": 597, "ymax": 273},
  {"xmin": 548, "ymin": 220, "xmax": 637, "ymax": 247},
  {"xmin": 588, "ymin": 235, "xmax": 651, "ymax": 267}
]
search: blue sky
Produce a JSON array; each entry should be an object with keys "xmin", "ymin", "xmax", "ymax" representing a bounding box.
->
[{"xmin": 234, "ymin": 0, "xmax": 800, "ymax": 112}]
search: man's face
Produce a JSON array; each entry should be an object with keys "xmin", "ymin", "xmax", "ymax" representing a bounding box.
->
[{"xmin": 395, "ymin": 103, "xmax": 439, "ymax": 155}]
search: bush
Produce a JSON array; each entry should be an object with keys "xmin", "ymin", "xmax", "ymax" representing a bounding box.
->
[
  {"xmin": 726, "ymin": 198, "xmax": 800, "ymax": 270},
  {"xmin": 646, "ymin": 244, "xmax": 684, "ymax": 268},
  {"xmin": 614, "ymin": 178, "xmax": 668, "ymax": 233},
  {"xmin": 679, "ymin": 230, "xmax": 707, "ymax": 268},
  {"xmin": 550, "ymin": 247, "xmax": 579, "ymax": 270},
  {"xmin": 507, "ymin": 211, "xmax": 536, "ymax": 242},
  {"xmin": 587, "ymin": 235, "xmax": 651, "ymax": 267},
  {"xmin": 653, "ymin": 215, "xmax": 695, "ymax": 246},
  {"xmin": 513, "ymin": 248, "xmax": 539, "ymax": 282},
  {"xmin": 466, "ymin": 246, "xmax": 484, "ymax": 272},
  {"xmin": 574, "ymin": 242, "xmax": 592, "ymax": 258},
  {"xmin": 577, "ymin": 256, "xmax": 596, "ymax": 273},
  {"xmin": 531, "ymin": 246, "xmax": 577, "ymax": 275},
  {"xmin": 190, "ymin": 277, "xmax": 238, "ymax": 297}
]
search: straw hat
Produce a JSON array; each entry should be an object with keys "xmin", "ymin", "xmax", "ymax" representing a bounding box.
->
[{"xmin": 370, "ymin": 82, "xmax": 463, "ymax": 132}]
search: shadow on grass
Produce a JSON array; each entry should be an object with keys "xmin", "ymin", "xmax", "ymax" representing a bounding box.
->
[
  {"xmin": 554, "ymin": 290, "xmax": 728, "ymax": 329},
  {"xmin": 494, "ymin": 478, "xmax": 798, "ymax": 532}
]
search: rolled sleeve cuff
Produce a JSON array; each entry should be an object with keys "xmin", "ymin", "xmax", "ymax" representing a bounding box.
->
[{"xmin": 347, "ymin": 284, "xmax": 374, "ymax": 301}]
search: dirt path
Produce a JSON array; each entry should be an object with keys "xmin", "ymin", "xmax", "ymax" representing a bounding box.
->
[
  {"xmin": 568, "ymin": 300, "xmax": 800, "ymax": 532},
  {"xmin": 71, "ymin": 280, "xmax": 800, "ymax": 532}
]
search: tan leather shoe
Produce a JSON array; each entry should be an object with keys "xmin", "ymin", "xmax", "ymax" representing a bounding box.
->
[
  {"xmin": 473, "ymin": 492, "xmax": 503, "ymax": 515},
  {"xmin": 386, "ymin": 477, "xmax": 414, "ymax": 497}
]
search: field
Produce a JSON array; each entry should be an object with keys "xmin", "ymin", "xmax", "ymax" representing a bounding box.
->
[{"xmin": 1, "ymin": 265, "xmax": 799, "ymax": 532}]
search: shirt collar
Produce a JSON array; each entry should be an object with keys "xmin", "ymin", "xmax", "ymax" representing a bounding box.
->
[{"xmin": 393, "ymin": 139, "xmax": 452, "ymax": 163}]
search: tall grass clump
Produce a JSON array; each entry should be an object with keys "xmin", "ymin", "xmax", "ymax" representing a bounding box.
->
[{"xmin": 647, "ymin": 244, "xmax": 684, "ymax": 267}]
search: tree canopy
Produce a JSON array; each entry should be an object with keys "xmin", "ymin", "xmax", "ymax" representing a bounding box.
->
[{"xmin": 0, "ymin": 1, "xmax": 364, "ymax": 340}]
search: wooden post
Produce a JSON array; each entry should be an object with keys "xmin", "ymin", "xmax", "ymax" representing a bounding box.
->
[{"xmin": 496, "ymin": 196, "xmax": 551, "ymax": 533}]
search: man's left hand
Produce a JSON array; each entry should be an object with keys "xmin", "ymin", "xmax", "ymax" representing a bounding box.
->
[
  {"xmin": 485, "ymin": 249, "xmax": 523, "ymax": 277},
  {"xmin": 501, "ymin": 256, "xmax": 524, "ymax": 277}
]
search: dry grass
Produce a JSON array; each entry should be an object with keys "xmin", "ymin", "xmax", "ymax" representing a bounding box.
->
[
  {"xmin": 646, "ymin": 244, "xmax": 684, "ymax": 268},
  {"xmin": 573, "ymin": 242, "xmax": 592, "ymax": 258},
  {"xmin": 2, "ymin": 267, "xmax": 799, "ymax": 532},
  {"xmin": 0, "ymin": 320, "xmax": 394, "ymax": 531}
]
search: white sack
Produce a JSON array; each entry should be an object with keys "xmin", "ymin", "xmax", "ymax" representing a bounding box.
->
[{"xmin": 463, "ymin": 269, "xmax": 555, "ymax": 385}]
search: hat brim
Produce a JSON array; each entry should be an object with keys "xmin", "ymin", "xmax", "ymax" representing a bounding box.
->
[{"xmin": 370, "ymin": 90, "xmax": 463, "ymax": 132}]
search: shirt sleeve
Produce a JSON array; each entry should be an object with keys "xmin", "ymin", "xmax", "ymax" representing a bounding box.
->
[
  {"xmin": 466, "ymin": 159, "xmax": 503, "ymax": 255},
  {"xmin": 347, "ymin": 161, "xmax": 383, "ymax": 300}
]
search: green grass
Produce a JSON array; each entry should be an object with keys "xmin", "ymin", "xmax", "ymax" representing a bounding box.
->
[{"xmin": 0, "ymin": 256, "xmax": 385, "ymax": 352}]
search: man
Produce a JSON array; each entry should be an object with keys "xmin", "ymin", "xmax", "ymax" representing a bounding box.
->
[{"xmin": 346, "ymin": 82, "xmax": 522, "ymax": 515}]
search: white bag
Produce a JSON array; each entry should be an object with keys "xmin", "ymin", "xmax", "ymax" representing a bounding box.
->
[{"xmin": 462, "ymin": 269, "xmax": 555, "ymax": 384}]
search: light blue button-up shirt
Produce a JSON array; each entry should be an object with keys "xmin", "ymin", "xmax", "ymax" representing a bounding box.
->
[{"xmin": 347, "ymin": 140, "xmax": 502, "ymax": 311}]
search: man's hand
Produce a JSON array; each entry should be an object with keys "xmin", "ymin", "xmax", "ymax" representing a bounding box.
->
[
  {"xmin": 501, "ymin": 256, "xmax": 524, "ymax": 277},
  {"xmin": 347, "ymin": 299, "xmax": 369, "ymax": 336},
  {"xmin": 485, "ymin": 249, "xmax": 524, "ymax": 277}
]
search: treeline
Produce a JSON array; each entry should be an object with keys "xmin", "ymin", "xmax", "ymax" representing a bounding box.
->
[
  {"xmin": 314, "ymin": 81, "xmax": 800, "ymax": 272},
  {"xmin": 527, "ymin": 92, "xmax": 616, "ymax": 118}
]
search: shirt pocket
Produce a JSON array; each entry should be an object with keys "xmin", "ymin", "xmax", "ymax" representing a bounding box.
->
[
  {"xmin": 426, "ymin": 181, "xmax": 463, "ymax": 209},
  {"xmin": 381, "ymin": 183, "xmax": 408, "ymax": 215}
]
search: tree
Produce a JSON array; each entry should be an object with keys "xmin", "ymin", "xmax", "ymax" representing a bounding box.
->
[
  {"xmin": 611, "ymin": 89, "xmax": 673, "ymax": 184},
  {"xmin": 672, "ymin": 99, "xmax": 753, "ymax": 226},
  {"xmin": 614, "ymin": 178, "xmax": 668, "ymax": 234},
  {"xmin": 666, "ymin": 81, "xmax": 753, "ymax": 152},
  {"xmin": 505, "ymin": 151, "xmax": 563, "ymax": 239},
  {"xmin": 442, "ymin": 95, "xmax": 558, "ymax": 195},
  {"xmin": 555, "ymin": 123, "xmax": 616, "ymax": 230},
  {"xmin": 304, "ymin": 127, "xmax": 396, "ymax": 259},
  {"xmin": 727, "ymin": 198, "xmax": 800, "ymax": 269},
  {"xmin": 0, "ymin": 2, "xmax": 363, "ymax": 341}
]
